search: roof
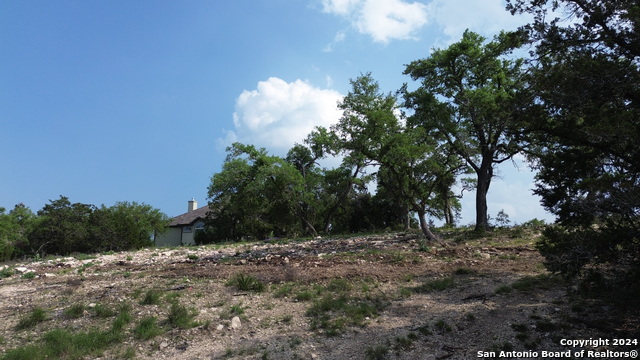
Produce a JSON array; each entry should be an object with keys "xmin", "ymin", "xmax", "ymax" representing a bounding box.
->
[{"xmin": 168, "ymin": 205, "xmax": 210, "ymax": 227}]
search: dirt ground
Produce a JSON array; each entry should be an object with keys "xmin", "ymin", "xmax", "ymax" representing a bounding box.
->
[{"xmin": 0, "ymin": 231, "xmax": 637, "ymax": 359}]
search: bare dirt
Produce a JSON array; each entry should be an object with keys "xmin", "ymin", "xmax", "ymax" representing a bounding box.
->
[{"xmin": 0, "ymin": 231, "xmax": 636, "ymax": 359}]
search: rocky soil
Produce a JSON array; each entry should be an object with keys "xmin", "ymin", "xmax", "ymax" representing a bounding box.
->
[{"xmin": 0, "ymin": 231, "xmax": 636, "ymax": 359}]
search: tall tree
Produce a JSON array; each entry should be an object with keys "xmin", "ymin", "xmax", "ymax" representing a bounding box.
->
[
  {"xmin": 507, "ymin": 0, "xmax": 640, "ymax": 281},
  {"xmin": 331, "ymin": 73, "xmax": 464, "ymax": 241},
  {"xmin": 404, "ymin": 30, "xmax": 528, "ymax": 231}
]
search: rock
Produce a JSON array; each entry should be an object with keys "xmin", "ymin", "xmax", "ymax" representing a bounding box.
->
[
  {"xmin": 14, "ymin": 267, "xmax": 29, "ymax": 273},
  {"xmin": 216, "ymin": 324, "xmax": 225, "ymax": 331},
  {"xmin": 231, "ymin": 316, "xmax": 242, "ymax": 329},
  {"xmin": 160, "ymin": 341, "xmax": 169, "ymax": 349}
]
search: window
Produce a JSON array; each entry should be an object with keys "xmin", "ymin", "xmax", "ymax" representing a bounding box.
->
[{"xmin": 183, "ymin": 226, "xmax": 192, "ymax": 233}]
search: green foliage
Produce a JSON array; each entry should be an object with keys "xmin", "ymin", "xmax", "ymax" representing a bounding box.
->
[
  {"xmin": 10, "ymin": 196, "xmax": 168, "ymax": 257},
  {"xmin": 508, "ymin": 0, "xmax": 640, "ymax": 284},
  {"xmin": 167, "ymin": 301, "xmax": 198, "ymax": 329},
  {"xmin": 133, "ymin": 316, "xmax": 163, "ymax": 340},
  {"xmin": 225, "ymin": 273, "xmax": 265, "ymax": 292},
  {"xmin": 139, "ymin": 289, "xmax": 162, "ymax": 305},
  {"xmin": 0, "ymin": 204, "xmax": 36, "ymax": 261},
  {"xmin": 63, "ymin": 304, "xmax": 85, "ymax": 319},
  {"xmin": 15, "ymin": 307, "xmax": 47, "ymax": 330},
  {"xmin": 404, "ymin": 30, "xmax": 528, "ymax": 231}
]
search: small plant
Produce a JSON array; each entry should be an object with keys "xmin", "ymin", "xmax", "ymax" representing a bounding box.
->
[
  {"xmin": 15, "ymin": 307, "xmax": 48, "ymax": 330},
  {"xmin": 273, "ymin": 282, "xmax": 295, "ymax": 298},
  {"xmin": 0, "ymin": 267, "xmax": 14, "ymax": 278},
  {"xmin": 126, "ymin": 255, "xmax": 133, "ymax": 261},
  {"xmin": 365, "ymin": 344, "xmax": 390, "ymax": 360},
  {"xmin": 111, "ymin": 303, "xmax": 132, "ymax": 332},
  {"xmin": 167, "ymin": 301, "xmax": 198, "ymax": 329},
  {"xmin": 133, "ymin": 316, "xmax": 164, "ymax": 340},
  {"xmin": 226, "ymin": 273, "xmax": 265, "ymax": 292},
  {"xmin": 63, "ymin": 304, "xmax": 85, "ymax": 319},
  {"xmin": 21, "ymin": 271, "xmax": 36, "ymax": 279},
  {"xmin": 93, "ymin": 304, "xmax": 115, "ymax": 318},
  {"xmin": 495, "ymin": 285, "xmax": 513, "ymax": 294},
  {"xmin": 187, "ymin": 254, "xmax": 199, "ymax": 260},
  {"xmin": 434, "ymin": 319, "xmax": 452, "ymax": 334},
  {"xmin": 139, "ymin": 289, "xmax": 162, "ymax": 305}
]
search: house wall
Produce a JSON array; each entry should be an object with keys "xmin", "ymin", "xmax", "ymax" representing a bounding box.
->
[
  {"xmin": 181, "ymin": 226, "xmax": 197, "ymax": 246},
  {"xmin": 155, "ymin": 227, "xmax": 182, "ymax": 247}
]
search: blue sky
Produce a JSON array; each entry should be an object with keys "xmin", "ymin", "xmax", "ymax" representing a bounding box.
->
[{"xmin": 0, "ymin": 0, "xmax": 553, "ymax": 225}]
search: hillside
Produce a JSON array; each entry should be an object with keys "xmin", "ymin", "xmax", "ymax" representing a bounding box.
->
[{"xmin": 0, "ymin": 229, "xmax": 636, "ymax": 360}]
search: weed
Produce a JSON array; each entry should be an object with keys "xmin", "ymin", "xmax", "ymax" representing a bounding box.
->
[
  {"xmin": 306, "ymin": 292, "xmax": 387, "ymax": 336},
  {"xmin": 21, "ymin": 271, "xmax": 36, "ymax": 279},
  {"xmin": 393, "ymin": 335, "xmax": 414, "ymax": 351},
  {"xmin": 15, "ymin": 307, "xmax": 48, "ymax": 330},
  {"xmin": 139, "ymin": 289, "xmax": 162, "ymax": 305},
  {"xmin": 495, "ymin": 285, "xmax": 513, "ymax": 294},
  {"xmin": 434, "ymin": 319, "xmax": 452, "ymax": 334},
  {"xmin": 93, "ymin": 304, "xmax": 115, "ymax": 318},
  {"xmin": 0, "ymin": 267, "xmax": 14, "ymax": 278},
  {"xmin": 187, "ymin": 254, "xmax": 199, "ymax": 260},
  {"xmin": 365, "ymin": 343, "xmax": 390, "ymax": 360},
  {"xmin": 327, "ymin": 278, "xmax": 351, "ymax": 293},
  {"xmin": 63, "ymin": 304, "xmax": 85, "ymax": 319},
  {"xmin": 126, "ymin": 255, "xmax": 133, "ymax": 261},
  {"xmin": 167, "ymin": 301, "xmax": 198, "ymax": 329},
  {"xmin": 111, "ymin": 303, "xmax": 132, "ymax": 332},
  {"xmin": 295, "ymin": 290, "xmax": 315, "ymax": 302},
  {"xmin": 464, "ymin": 313, "xmax": 476, "ymax": 321},
  {"xmin": 133, "ymin": 316, "xmax": 164, "ymax": 340},
  {"xmin": 279, "ymin": 314, "xmax": 293, "ymax": 324},
  {"xmin": 414, "ymin": 277, "xmax": 455, "ymax": 293},
  {"xmin": 511, "ymin": 323, "xmax": 528, "ymax": 332},
  {"xmin": 226, "ymin": 273, "xmax": 265, "ymax": 292},
  {"xmin": 123, "ymin": 271, "xmax": 132, "ymax": 278},
  {"xmin": 273, "ymin": 282, "xmax": 295, "ymax": 298}
]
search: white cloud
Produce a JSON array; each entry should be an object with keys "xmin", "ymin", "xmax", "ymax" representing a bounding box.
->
[
  {"xmin": 221, "ymin": 77, "xmax": 343, "ymax": 154},
  {"xmin": 425, "ymin": 0, "xmax": 531, "ymax": 46},
  {"xmin": 321, "ymin": 0, "xmax": 429, "ymax": 43}
]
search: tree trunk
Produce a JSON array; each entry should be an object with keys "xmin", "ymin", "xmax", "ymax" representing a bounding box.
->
[
  {"xmin": 444, "ymin": 195, "xmax": 453, "ymax": 227},
  {"xmin": 403, "ymin": 205, "xmax": 411, "ymax": 231},
  {"xmin": 417, "ymin": 209, "xmax": 437, "ymax": 242},
  {"xmin": 475, "ymin": 159, "xmax": 493, "ymax": 232}
]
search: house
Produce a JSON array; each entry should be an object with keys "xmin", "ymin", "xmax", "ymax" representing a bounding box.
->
[{"xmin": 155, "ymin": 199, "xmax": 209, "ymax": 247}]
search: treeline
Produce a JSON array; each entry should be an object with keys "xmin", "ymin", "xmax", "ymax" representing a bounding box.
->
[
  {"xmin": 0, "ymin": 196, "xmax": 169, "ymax": 260},
  {"xmin": 202, "ymin": 0, "xmax": 640, "ymax": 287}
]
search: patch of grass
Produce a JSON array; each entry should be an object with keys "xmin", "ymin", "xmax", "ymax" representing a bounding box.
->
[
  {"xmin": 0, "ymin": 267, "xmax": 14, "ymax": 278},
  {"xmin": 306, "ymin": 292, "xmax": 387, "ymax": 336},
  {"xmin": 111, "ymin": 303, "xmax": 132, "ymax": 332},
  {"xmin": 187, "ymin": 254, "xmax": 199, "ymax": 260},
  {"xmin": 21, "ymin": 272, "xmax": 36, "ymax": 279},
  {"xmin": 226, "ymin": 273, "xmax": 265, "ymax": 292},
  {"xmin": 167, "ymin": 301, "xmax": 199, "ymax": 329},
  {"xmin": 273, "ymin": 282, "xmax": 295, "ymax": 298},
  {"xmin": 365, "ymin": 343, "xmax": 390, "ymax": 360},
  {"xmin": 413, "ymin": 277, "xmax": 455, "ymax": 293},
  {"xmin": 133, "ymin": 316, "xmax": 164, "ymax": 340},
  {"xmin": 93, "ymin": 304, "xmax": 115, "ymax": 318},
  {"xmin": 327, "ymin": 278, "xmax": 352, "ymax": 293},
  {"xmin": 2, "ymin": 328, "xmax": 120, "ymax": 360},
  {"xmin": 495, "ymin": 285, "xmax": 513, "ymax": 294},
  {"xmin": 15, "ymin": 307, "xmax": 48, "ymax": 330},
  {"xmin": 295, "ymin": 290, "xmax": 315, "ymax": 302},
  {"xmin": 434, "ymin": 319, "xmax": 452, "ymax": 334},
  {"xmin": 63, "ymin": 304, "xmax": 85, "ymax": 319},
  {"xmin": 139, "ymin": 289, "xmax": 162, "ymax": 305}
]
